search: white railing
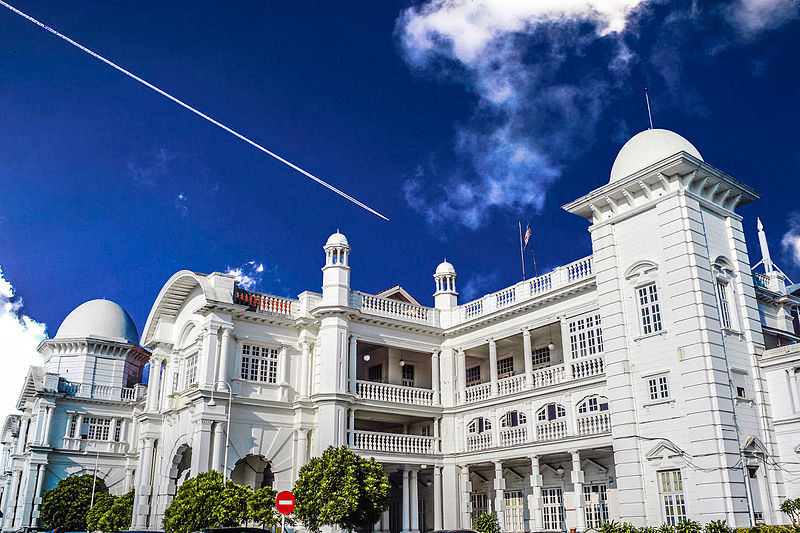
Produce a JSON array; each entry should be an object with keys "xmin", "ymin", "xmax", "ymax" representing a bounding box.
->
[
  {"xmin": 571, "ymin": 356, "xmax": 604, "ymax": 379},
  {"xmin": 497, "ymin": 373, "xmax": 526, "ymax": 396},
  {"xmin": 455, "ymin": 255, "xmax": 593, "ymax": 324},
  {"xmin": 465, "ymin": 382, "xmax": 492, "ymax": 403},
  {"xmin": 577, "ymin": 412, "xmax": 611, "ymax": 436},
  {"xmin": 350, "ymin": 291, "xmax": 437, "ymax": 326},
  {"xmin": 58, "ymin": 380, "xmax": 145, "ymax": 401},
  {"xmin": 466, "ymin": 432, "xmax": 493, "ymax": 451},
  {"xmin": 753, "ymin": 272, "xmax": 768, "ymax": 289},
  {"xmin": 352, "ymin": 431, "xmax": 438, "ymax": 455},
  {"xmin": 531, "ymin": 365, "xmax": 567, "ymax": 388},
  {"xmin": 537, "ymin": 420, "xmax": 568, "ymax": 441},
  {"xmin": 234, "ymin": 289, "xmax": 295, "ymax": 317},
  {"xmin": 356, "ymin": 381, "xmax": 434, "ymax": 406},
  {"xmin": 500, "ymin": 426, "xmax": 528, "ymax": 447}
]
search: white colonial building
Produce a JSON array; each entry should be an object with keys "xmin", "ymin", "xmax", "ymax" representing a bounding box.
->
[{"xmin": 2, "ymin": 128, "xmax": 800, "ymax": 533}]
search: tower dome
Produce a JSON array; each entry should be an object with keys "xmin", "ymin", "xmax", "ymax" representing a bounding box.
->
[
  {"xmin": 610, "ymin": 129, "xmax": 702, "ymax": 183},
  {"xmin": 435, "ymin": 260, "xmax": 456, "ymax": 276},
  {"xmin": 325, "ymin": 231, "xmax": 349, "ymax": 248},
  {"xmin": 55, "ymin": 299, "xmax": 139, "ymax": 344}
]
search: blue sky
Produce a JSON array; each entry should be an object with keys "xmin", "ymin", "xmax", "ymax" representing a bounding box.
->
[{"xmin": 1, "ymin": 1, "xmax": 799, "ymax": 416}]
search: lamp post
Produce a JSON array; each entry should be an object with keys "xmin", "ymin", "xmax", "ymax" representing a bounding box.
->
[
  {"xmin": 208, "ymin": 380, "xmax": 233, "ymax": 481},
  {"xmin": 83, "ymin": 447, "xmax": 100, "ymax": 508}
]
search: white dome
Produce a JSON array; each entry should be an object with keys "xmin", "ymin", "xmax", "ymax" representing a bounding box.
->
[
  {"xmin": 610, "ymin": 129, "xmax": 702, "ymax": 183},
  {"xmin": 435, "ymin": 260, "xmax": 456, "ymax": 275},
  {"xmin": 55, "ymin": 299, "xmax": 139, "ymax": 344},
  {"xmin": 325, "ymin": 231, "xmax": 349, "ymax": 247}
]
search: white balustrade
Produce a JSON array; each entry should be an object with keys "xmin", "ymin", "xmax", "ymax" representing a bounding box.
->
[
  {"xmin": 57, "ymin": 380, "xmax": 143, "ymax": 402},
  {"xmin": 536, "ymin": 420, "xmax": 568, "ymax": 441},
  {"xmin": 577, "ymin": 412, "xmax": 611, "ymax": 436},
  {"xmin": 352, "ymin": 430, "xmax": 438, "ymax": 455},
  {"xmin": 463, "ymin": 300, "xmax": 484, "ymax": 320},
  {"xmin": 466, "ymin": 431, "xmax": 493, "ymax": 451},
  {"xmin": 234, "ymin": 289, "xmax": 295, "ymax": 317},
  {"xmin": 565, "ymin": 256, "xmax": 593, "ymax": 282},
  {"xmin": 571, "ymin": 356, "xmax": 605, "ymax": 379},
  {"xmin": 530, "ymin": 272, "xmax": 553, "ymax": 295},
  {"xmin": 531, "ymin": 365, "xmax": 567, "ymax": 388},
  {"xmin": 500, "ymin": 426, "xmax": 528, "ymax": 447},
  {"xmin": 464, "ymin": 382, "xmax": 492, "ymax": 403},
  {"xmin": 356, "ymin": 381, "xmax": 434, "ymax": 406},
  {"xmin": 496, "ymin": 287, "xmax": 516, "ymax": 308},
  {"xmin": 351, "ymin": 291, "xmax": 435, "ymax": 326},
  {"xmin": 497, "ymin": 373, "xmax": 527, "ymax": 396}
]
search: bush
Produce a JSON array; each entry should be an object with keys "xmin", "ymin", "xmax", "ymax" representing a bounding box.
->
[
  {"xmin": 248, "ymin": 486, "xmax": 279, "ymax": 529},
  {"xmin": 780, "ymin": 498, "xmax": 800, "ymax": 527},
  {"xmin": 600, "ymin": 521, "xmax": 620, "ymax": 533},
  {"xmin": 705, "ymin": 520, "xmax": 732, "ymax": 533},
  {"xmin": 676, "ymin": 520, "xmax": 702, "ymax": 533},
  {"xmin": 86, "ymin": 493, "xmax": 115, "ymax": 531},
  {"xmin": 40, "ymin": 474, "xmax": 109, "ymax": 531},
  {"xmin": 473, "ymin": 513, "xmax": 500, "ymax": 533},
  {"xmin": 98, "ymin": 491, "xmax": 135, "ymax": 532},
  {"xmin": 659, "ymin": 524, "xmax": 676, "ymax": 533},
  {"xmin": 212, "ymin": 482, "xmax": 253, "ymax": 527},
  {"xmin": 163, "ymin": 471, "xmax": 226, "ymax": 533}
]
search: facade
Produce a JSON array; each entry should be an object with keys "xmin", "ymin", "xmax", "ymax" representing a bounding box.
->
[{"xmin": 2, "ymin": 128, "xmax": 800, "ymax": 532}]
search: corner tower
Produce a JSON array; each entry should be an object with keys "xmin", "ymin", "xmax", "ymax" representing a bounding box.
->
[
  {"xmin": 433, "ymin": 260, "xmax": 458, "ymax": 310},
  {"xmin": 322, "ymin": 231, "xmax": 351, "ymax": 307}
]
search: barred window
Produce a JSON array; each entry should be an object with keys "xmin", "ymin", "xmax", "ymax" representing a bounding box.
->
[
  {"xmin": 648, "ymin": 375, "xmax": 670, "ymax": 401},
  {"xmin": 537, "ymin": 403, "xmax": 566, "ymax": 421},
  {"xmin": 497, "ymin": 356, "xmax": 514, "ymax": 378},
  {"xmin": 569, "ymin": 314, "xmax": 603, "ymax": 358},
  {"xmin": 402, "ymin": 364, "xmax": 415, "ymax": 387},
  {"xmin": 113, "ymin": 419, "xmax": 122, "ymax": 442},
  {"xmin": 532, "ymin": 346, "xmax": 551, "ymax": 368},
  {"xmin": 186, "ymin": 354, "xmax": 198, "ymax": 387},
  {"xmin": 68, "ymin": 415, "xmax": 77, "ymax": 438},
  {"xmin": 716, "ymin": 280, "xmax": 732, "ymax": 330},
  {"xmin": 86, "ymin": 418, "xmax": 111, "ymax": 441},
  {"xmin": 241, "ymin": 344, "xmax": 279, "ymax": 384},
  {"xmin": 638, "ymin": 283, "xmax": 663, "ymax": 335},
  {"xmin": 467, "ymin": 417, "xmax": 491, "ymax": 434},
  {"xmin": 659, "ymin": 470, "xmax": 687, "ymax": 525},
  {"xmin": 501, "ymin": 410, "xmax": 527, "ymax": 427},
  {"xmin": 466, "ymin": 365, "xmax": 481, "ymax": 386}
]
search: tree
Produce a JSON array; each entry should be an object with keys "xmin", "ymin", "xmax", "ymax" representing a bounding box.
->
[
  {"xmin": 248, "ymin": 486, "xmax": 279, "ymax": 529},
  {"xmin": 97, "ymin": 490, "xmax": 135, "ymax": 532},
  {"xmin": 163, "ymin": 471, "xmax": 226, "ymax": 533},
  {"xmin": 293, "ymin": 446, "xmax": 390, "ymax": 533},
  {"xmin": 87, "ymin": 493, "xmax": 116, "ymax": 531},
  {"xmin": 40, "ymin": 474, "xmax": 109, "ymax": 531},
  {"xmin": 780, "ymin": 497, "xmax": 800, "ymax": 527},
  {"xmin": 212, "ymin": 482, "xmax": 253, "ymax": 527},
  {"xmin": 473, "ymin": 513, "xmax": 499, "ymax": 533}
]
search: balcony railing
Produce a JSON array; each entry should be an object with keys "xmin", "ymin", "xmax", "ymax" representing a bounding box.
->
[
  {"xmin": 57, "ymin": 380, "xmax": 146, "ymax": 402},
  {"xmin": 234, "ymin": 288, "xmax": 295, "ymax": 317},
  {"xmin": 352, "ymin": 430, "xmax": 438, "ymax": 455},
  {"xmin": 753, "ymin": 272, "xmax": 768, "ymax": 289},
  {"xmin": 497, "ymin": 373, "xmax": 526, "ymax": 396},
  {"xmin": 455, "ymin": 255, "xmax": 593, "ymax": 324},
  {"xmin": 577, "ymin": 412, "xmax": 611, "ymax": 436},
  {"xmin": 536, "ymin": 420, "xmax": 568, "ymax": 441},
  {"xmin": 467, "ymin": 432, "xmax": 493, "ymax": 452},
  {"xmin": 465, "ymin": 382, "xmax": 492, "ymax": 403},
  {"xmin": 350, "ymin": 291, "xmax": 438, "ymax": 327},
  {"xmin": 356, "ymin": 381, "xmax": 435, "ymax": 406},
  {"xmin": 466, "ymin": 415, "xmax": 609, "ymax": 451},
  {"xmin": 500, "ymin": 426, "xmax": 528, "ymax": 447}
]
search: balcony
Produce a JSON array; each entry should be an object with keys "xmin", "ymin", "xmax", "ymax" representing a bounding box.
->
[
  {"xmin": 234, "ymin": 288, "xmax": 295, "ymax": 317},
  {"xmin": 352, "ymin": 430, "xmax": 439, "ymax": 455},
  {"xmin": 57, "ymin": 380, "xmax": 146, "ymax": 402},
  {"xmin": 465, "ymin": 412, "xmax": 610, "ymax": 452},
  {"xmin": 356, "ymin": 381, "xmax": 435, "ymax": 406},
  {"xmin": 350, "ymin": 291, "xmax": 439, "ymax": 327}
]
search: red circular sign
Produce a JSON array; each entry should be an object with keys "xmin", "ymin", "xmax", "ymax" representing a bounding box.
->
[{"xmin": 276, "ymin": 490, "xmax": 296, "ymax": 514}]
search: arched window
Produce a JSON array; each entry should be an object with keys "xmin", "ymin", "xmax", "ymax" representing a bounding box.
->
[
  {"xmin": 467, "ymin": 417, "xmax": 491, "ymax": 434},
  {"xmin": 501, "ymin": 410, "xmax": 527, "ymax": 428},
  {"xmin": 712, "ymin": 256, "xmax": 737, "ymax": 331},
  {"xmin": 537, "ymin": 403, "xmax": 566, "ymax": 422},
  {"xmin": 577, "ymin": 395, "xmax": 609, "ymax": 414}
]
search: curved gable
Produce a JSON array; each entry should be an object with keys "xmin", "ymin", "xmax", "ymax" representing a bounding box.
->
[{"xmin": 142, "ymin": 271, "xmax": 216, "ymax": 347}]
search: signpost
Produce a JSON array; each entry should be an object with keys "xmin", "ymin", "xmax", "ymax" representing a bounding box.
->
[{"xmin": 276, "ymin": 490, "xmax": 295, "ymax": 533}]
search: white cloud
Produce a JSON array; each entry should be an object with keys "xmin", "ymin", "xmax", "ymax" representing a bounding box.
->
[
  {"xmin": 724, "ymin": 0, "xmax": 799, "ymax": 37},
  {"xmin": 174, "ymin": 192, "xmax": 188, "ymax": 218},
  {"xmin": 460, "ymin": 271, "xmax": 501, "ymax": 301},
  {"xmin": 128, "ymin": 147, "xmax": 177, "ymax": 187},
  {"xmin": 225, "ymin": 261, "xmax": 265, "ymax": 290},
  {"xmin": 0, "ymin": 267, "xmax": 46, "ymax": 422},
  {"xmin": 782, "ymin": 213, "xmax": 800, "ymax": 268}
]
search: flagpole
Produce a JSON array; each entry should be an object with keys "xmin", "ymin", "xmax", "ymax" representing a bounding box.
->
[
  {"xmin": 518, "ymin": 221, "xmax": 526, "ymax": 281},
  {"xmin": 531, "ymin": 244, "xmax": 538, "ymax": 278}
]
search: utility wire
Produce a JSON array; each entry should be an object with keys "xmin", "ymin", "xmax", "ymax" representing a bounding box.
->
[{"xmin": 0, "ymin": 0, "xmax": 389, "ymax": 221}]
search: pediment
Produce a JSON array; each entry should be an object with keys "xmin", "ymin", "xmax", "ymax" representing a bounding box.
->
[
  {"xmin": 376, "ymin": 285, "xmax": 421, "ymax": 306},
  {"xmin": 740, "ymin": 435, "xmax": 767, "ymax": 456},
  {"xmin": 646, "ymin": 439, "xmax": 683, "ymax": 461}
]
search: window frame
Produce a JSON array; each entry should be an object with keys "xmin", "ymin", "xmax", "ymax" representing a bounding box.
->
[
  {"xmin": 637, "ymin": 282, "xmax": 663, "ymax": 336},
  {"xmin": 658, "ymin": 469, "xmax": 687, "ymax": 525},
  {"xmin": 402, "ymin": 364, "xmax": 415, "ymax": 387},
  {"xmin": 497, "ymin": 356, "xmax": 514, "ymax": 379},
  {"xmin": 465, "ymin": 365, "xmax": 481, "ymax": 387},
  {"xmin": 240, "ymin": 343, "xmax": 280, "ymax": 384},
  {"xmin": 568, "ymin": 313, "xmax": 604, "ymax": 359},
  {"xmin": 537, "ymin": 403, "xmax": 566, "ymax": 422},
  {"xmin": 647, "ymin": 374, "xmax": 670, "ymax": 402}
]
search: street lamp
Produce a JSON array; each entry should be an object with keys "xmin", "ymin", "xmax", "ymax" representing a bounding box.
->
[
  {"xmin": 83, "ymin": 446, "xmax": 100, "ymax": 508},
  {"xmin": 208, "ymin": 380, "xmax": 233, "ymax": 481}
]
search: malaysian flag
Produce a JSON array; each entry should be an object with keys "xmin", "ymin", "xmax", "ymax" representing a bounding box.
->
[{"xmin": 523, "ymin": 224, "xmax": 532, "ymax": 248}]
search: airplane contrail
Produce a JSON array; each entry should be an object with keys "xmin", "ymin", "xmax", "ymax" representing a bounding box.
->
[{"xmin": 0, "ymin": 0, "xmax": 389, "ymax": 221}]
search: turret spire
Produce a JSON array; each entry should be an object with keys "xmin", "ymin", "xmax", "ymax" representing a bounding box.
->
[{"xmin": 757, "ymin": 217, "xmax": 774, "ymax": 273}]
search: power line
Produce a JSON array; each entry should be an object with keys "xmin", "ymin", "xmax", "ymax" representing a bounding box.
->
[{"xmin": 0, "ymin": 0, "xmax": 389, "ymax": 221}]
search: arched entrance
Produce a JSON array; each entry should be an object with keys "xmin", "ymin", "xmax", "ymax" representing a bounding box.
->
[
  {"xmin": 230, "ymin": 454, "xmax": 273, "ymax": 489},
  {"xmin": 166, "ymin": 444, "xmax": 192, "ymax": 498}
]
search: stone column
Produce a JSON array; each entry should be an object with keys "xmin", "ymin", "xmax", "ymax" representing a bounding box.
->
[
  {"xmin": 279, "ymin": 346, "xmax": 290, "ymax": 401},
  {"xmin": 190, "ymin": 420, "xmax": 213, "ymax": 475},
  {"xmin": 199, "ymin": 327, "xmax": 219, "ymax": 388},
  {"xmin": 124, "ymin": 468, "xmax": 135, "ymax": 493},
  {"xmin": 348, "ymin": 409, "xmax": 355, "ymax": 446},
  {"xmin": 349, "ymin": 336, "xmax": 358, "ymax": 395},
  {"xmin": 571, "ymin": 450, "xmax": 585, "ymax": 530},
  {"xmin": 457, "ymin": 350, "xmax": 467, "ymax": 403},
  {"xmin": 296, "ymin": 429, "xmax": 308, "ymax": 477},
  {"xmin": 32, "ymin": 463, "xmax": 46, "ymax": 524},
  {"xmin": 63, "ymin": 412, "xmax": 74, "ymax": 440},
  {"xmin": 19, "ymin": 463, "xmax": 38, "ymax": 527},
  {"xmin": 410, "ymin": 468, "xmax": 420, "ymax": 533},
  {"xmin": 132, "ymin": 438, "xmax": 153, "ymax": 528},
  {"xmin": 493, "ymin": 460, "xmax": 506, "ymax": 530},
  {"xmin": 460, "ymin": 465, "xmax": 472, "ymax": 529},
  {"xmin": 434, "ymin": 465, "xmax": 443, "ymax": 530},
  {"xmin": 432, "ymin": 351, "xmax": 441, "ymax": 405},
  {"xmin": 528, "ymin": 455, "xmax": 543, "ymax": 532},
  {"xmin": 75, "ymin": 415, "xmax": 84, "ymax": 442},
  {"xmin": 216, "ymin": 328, "xmax": 232, "ymax": 390},
  {"xmin": 434, "ymin": 417, "xmax": 441, "ymax": 453},
  {"xmin": 488, "ymin": 339, "xmax": 498, "ymax": 396},
  {"xmin": 16, "ymin": 419, "xmax": 29, "ymax": 454},
  {"xmin": 382, "ymin": 508, "xmax": 390, "ymax": 533},
  {"xmin": 146, "ymin": 355, "xmax": 165, "ymax": 412},
  {"xmin": 523, "ymin": 328, "xmax": 533, "ymax": 387},
  {"xmin": 402, "ymin": 469, "xmax": 411, "ymax": 533},
  {"xmin": 492, "ymin": 409, "xmax": 501, "ymax": 448},
  {"xmin": 40, "ymin": 406, "xmax": 53, "ymax": 447},
  {"xmin": 213, "ymin": 422, "xmax": 225, "ymax": 473},
  {"xmin": 299, "ymin": 342, "xmax": 310, "ymax": 399}
]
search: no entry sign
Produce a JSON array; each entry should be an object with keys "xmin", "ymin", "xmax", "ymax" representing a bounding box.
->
[{"xmin": 276, "ymin": 490, "xmax": 296, "ymax": 515}]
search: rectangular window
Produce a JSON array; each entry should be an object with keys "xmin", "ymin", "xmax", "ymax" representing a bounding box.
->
[
  {"xmin": 68, "ymin": 415, "xmax": 76, "ymax": 438},
  {"xmin": 86, "ymin": 418, "xmax": 111, "ymax": 441},
  {"xmin": 569, "ymin": 314, "xmax": 603, "ymax": 359},
  {"xmin": 659, "ymin": 470, "xmax": 687, "ymax": 525},
  {"xmin": 172, "ymin": 372, "xmax": 179, "ymax": 393},
  {"xmin": 532, "ymin": 346, "xmax": 551, "ymax": 368},
  {"xmin": 639, "ymin": 283, "xmax": 663, "ymax": 335},
  {"xmin": 240, "ymin": 344, "xmax": 279, "ymax": 384},
  {"xmin": 737, "ymin": 386, "xmax": 747, "ymax": 398},
  {"xmin": 368, "ymin": 364, "xmax": 383, "ymax": 382},
  {"xmin": 186, "ymin": 354, "xmax": 198, "ymax": 387},
  {"xmin": 402, "ymin": 364, "xmax": 415, "ymax": 387},
  {"xmin": 466, "ymin": 365, "xmax": 481, "ymax": 386},
  {"xmin": 470, "ymin": 493, "xmax": 488, "ymax": 526},
  {"xmin": 716, "ymin": 280, "xmax": 732, "ymax": 330},
  {"xmin": 583, "ymin": 484, "xmax": 609, "ymax": 529},
  {"xmin": 542, "ymin": 487, "xmax": 565, "ymax": 531},
  {"xmin": 113, "ymin": 420, "xmax": 122, "ymax": 442},
  {"xmin": 648, "ymin": 375, "xmax": 670, "ymax": 401},
  {"xmin": 497, "ymin": 356, "xmax": 514, "ymax": 378}
]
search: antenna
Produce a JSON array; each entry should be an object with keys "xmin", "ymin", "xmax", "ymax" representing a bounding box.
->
[{"xmin": 644, "ymin": 87, "xmax": 654, "ymax": 129}]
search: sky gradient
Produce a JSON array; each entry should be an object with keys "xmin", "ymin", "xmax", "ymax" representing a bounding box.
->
[{"xmin": 1, "ymin": 0, "xmax": 799, "ymax": 419}]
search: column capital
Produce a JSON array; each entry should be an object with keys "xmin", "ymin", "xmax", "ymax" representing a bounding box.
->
[
  {"xmin": 431, "ymin": 350, "xmax": 439, "ymax": 359},
  {"xmin": 487, "ymin": 338, "xmax": 496, "ymax": 346},
  {"xmin": 493, "ymin": 459, "xmax": 503, "ymax": 469},
  {"xmin": 220, "ymin": 326, "xmax": 233, "ymax": 338},
  {"xmin": 457, "ymin": 348, "xmax": 465, "ymax": 357},
  {"xmin": 522, "ymin": 327, "xmax": 532, "ymax": 336}
]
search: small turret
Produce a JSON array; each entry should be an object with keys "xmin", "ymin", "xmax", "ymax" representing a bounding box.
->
[
  {"xmin": 433, "ymin": 259, "xmax": 458, "ymax": 309},
  {"xmin": 756, "ymin": 218, "xmax": 788, "ymax": 294},
  {"xmin": 322, "ymin": 231, "xmax": 351, "ymax": 306}
]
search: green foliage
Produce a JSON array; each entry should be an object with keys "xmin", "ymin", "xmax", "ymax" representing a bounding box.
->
[
  {"xmin": 86, "ymin": 493, "xmax": 115, "ymax": 531},
  {"xmin": 40, "ymin": 474, "xmax": 109, "ymax": 531},
  {"xmin": 212, "ymin": 482, "xmax": 253, "ymax": 527},
  {"xmin": 641, "ymin": 526, "xmax": 658, "ymax": 533},
  {"xmin": 163, "ymin": 471, "xmax": 226, "ymax": 533},
  {"xmin": 600, "ymin": 521, "xmax": 620, "ymax": 533},
  {"xmin": 248, "ymin": 486, "xmax": 279, "ymax": 529},
  {"xmin": 781, "ymin": 498, "xmax": 800, "ymax": 527},
  {"xmin": 659, "ymin": 524, "xmax": 676, "ymax": 533},
  {"xmin": 676, "ymin": 519, "xmax": 703, "ymax": 533},
  {"xmin": 473, "ymin": 513, "xmax": 500, "ymax": 533},
  {"xmin": 705, "ymin": 520, "xmax": 732, "ymax": 533},
  {"xmin": 619, "ymin": 522, "xmax": 639, "ymax": 533},
  {"xmin": 98, "ymin": 491, "xmax": 135, "ymax": 532},
  {"xmin": 292, "ymin": 445, "xmax": 391, "ymax": 533}
]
